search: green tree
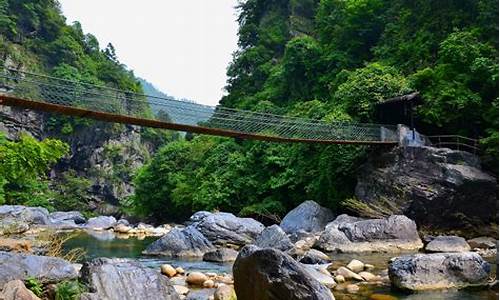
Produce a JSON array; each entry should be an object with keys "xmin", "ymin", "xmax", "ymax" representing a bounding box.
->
[
  {"xmin": 0, "ymin": 133, "xmax": 69, "ymax": 209},
  {"xmin": 333, "ymin": 63, "xmax": 411, "ymax": 121}
]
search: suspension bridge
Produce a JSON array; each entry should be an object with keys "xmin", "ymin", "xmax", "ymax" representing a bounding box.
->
[{"xmin": 0, "ymin": 67, "xmax": 399, "ymax": 145}]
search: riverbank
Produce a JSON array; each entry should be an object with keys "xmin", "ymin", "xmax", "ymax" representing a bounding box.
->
[{"xmin": 0, "ymin": 202, "xmax": 498, "ymax": 300}]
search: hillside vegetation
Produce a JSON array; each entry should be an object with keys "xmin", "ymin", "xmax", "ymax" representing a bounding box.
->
[
  {"xmin": 131, "ymin": 0, "xmax": 498, "ymax": 222},
  {"xmin": 0, "ymin": 0, "xmax": 497, "ymax": 222}
]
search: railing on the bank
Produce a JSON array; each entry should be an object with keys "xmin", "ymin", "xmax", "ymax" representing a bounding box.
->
[{"xmin": 426, "ymin": 135, "xmax": 480, "ymax": 154}]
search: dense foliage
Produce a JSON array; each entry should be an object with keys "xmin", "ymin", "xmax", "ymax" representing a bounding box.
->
[
  {"xmin": 0, "ymin": 133, "xmax": 68, "ymax": 210},
  {"xmin": 0, "ymin": 0, "xmax": 182, "ymax": 212},
  {"xmin": 133, "ymin": 0, "xmax": 498, "ymax": 222}
]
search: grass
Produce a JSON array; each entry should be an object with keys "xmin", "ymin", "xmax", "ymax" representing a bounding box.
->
[{"xmin": 37, "ymin": 230, "xmax": 86, "ymax": 263}]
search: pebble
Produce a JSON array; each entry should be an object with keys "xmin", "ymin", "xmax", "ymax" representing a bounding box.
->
[
  {"xmin": 358, "ymin": 271, "xmax": 377, "ymax": 282},
  {"xmin": 346, "ymin": 284, "xmax": 360, "ymax": 294},
  {"xmin": 186, "ymin": 272, "xmax": 208, "ymax": 286},
  {"xmin": 203, "ymin": 279, "xmax": 215, "ymax": 288},
  {"xmin": 214, "ymin": 285, "xmax": 236, "ymax": 300},
  {"xmin": 364, "ymin": 263, "xmax": 375, "ymax": 271},
  {"xmin": 334, "ymin": 275, "xmax": 346, "ymax": 283},
  {"xmin": 346, "ymin": 259, "xmax": 365, "ymax": 273},
  {"xmin": 160, "ymin": 264, "xmax": 177, "ymax": 277},
  {"xmin": 336, "ymin": 267, "xmax": 364, "ymax": 281},
  {"xmin": 175, "ymin": 267, "xmax": 185, "ymax": 274},
  {"xmin": 173, "ymin": 285, "xmax": 189, "ymax": 295}
]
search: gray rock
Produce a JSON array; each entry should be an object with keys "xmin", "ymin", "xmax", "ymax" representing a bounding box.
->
[
  {"xmin": 468, "ymin": 237, "xmax": 497, "ymax": 249},
  {"xmin": 316, "ymin": 214, "xmax": 423, "ymax": 253},
  {"xmin": 425, "ymin": 236, "xmax": 471, "ymax": 253},
  {"xmin": 185, "ymin": 289, "xmax": 216, "ymax": 300},
  {"xmin": 116, "ymin": 219, "xmax": 130, "ymax": 226},
  {"xmin": 0, "ymin": 205, "xmax": 50, "ymax": 225},
  {"xmin": 301, "ymin": 264, "xmax": 336, "ymax": 288},
  {"xmin": 0, "ymin": 251, "xmax": 78, "ymax": 288},
  {"xmin": 203, "ymin": 248, "xmax": 239, "ymax": 262},
  {"xmin": 233, "ymin": 245, "xmax": 335, "ymax": 300},
  {"xmin": 85, "ymin": 216, "xmax": 117, "ymax": 230},
  {"xmin": 188, "ymin": 211, "xmax": 212, "ymax": 224},
  {"xmin": 355, "ymin": 146, "xmax": 498, "ymax": 231},
  {"xmin": 143, "ymin": 226, "xmax": 215, "ymax": 258},
  {"xmin": 255, "ymin": 225, "xmax": 294, "ymax": 251},
  {"xmin": 81, "ymin": 258, "xmax": 179, "ymax": 300},
  {"xmin": 389, "ymin": 252, "xmax": 491, "ymax": 290},
  {"xmin": 193, "ymin": 212, "xmax": 264, "ymax": 246},
  {"xmin": 299, "ymin": 249, "xmax": 331, "ymax": 265},
  {"xmin": 280, "ymin": 201, "xmax": 334, "ymax": 234},
  {"xmin": 48, "ymin": 211, "xmax": 86, "ymax": 229},
  {"xmin": 49, "ymin": 211, "xmax": 86, "ymax": 224}
]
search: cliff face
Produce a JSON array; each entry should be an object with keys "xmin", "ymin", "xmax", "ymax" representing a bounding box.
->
[
  {"xmin": 0, "ymin": 104, "xmax": 153, "ymax": 215},
  {"xmin": 354, "ymin": 146, "xmax": 498, "ymax": 235}
]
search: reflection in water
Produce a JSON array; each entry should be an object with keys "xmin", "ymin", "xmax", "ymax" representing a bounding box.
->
[{"xmin": 64, "ymin": 231, "xmax": 498, "ymax": 300}]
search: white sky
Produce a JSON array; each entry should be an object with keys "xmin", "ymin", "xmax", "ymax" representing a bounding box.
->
[{"xmin": 58, "ymin": 0, "xmax": 240, "ymax": 106}]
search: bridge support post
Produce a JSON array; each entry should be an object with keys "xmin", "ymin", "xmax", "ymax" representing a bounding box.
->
[{"xmin": 397, "ymin": 124, "xmax": 426, "ymax": 147}]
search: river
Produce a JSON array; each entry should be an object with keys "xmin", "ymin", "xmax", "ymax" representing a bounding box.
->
[{"xmin": 64, "ymin": 231, "xmax": 498, "ymax": 300}]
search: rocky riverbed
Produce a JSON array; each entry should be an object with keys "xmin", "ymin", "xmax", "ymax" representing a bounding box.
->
[{"xmin": 0, "ymin": 202, "xmax": 498, "ymax": 300}]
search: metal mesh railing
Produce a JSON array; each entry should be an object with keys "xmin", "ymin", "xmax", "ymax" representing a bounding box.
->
[
  {"xmin": 426, "ymin": 135, "xmax": 480, "ymax": 154},
  {"xmin": 0, "ymin": 66, "xmax": 398, "ymax": 144}
]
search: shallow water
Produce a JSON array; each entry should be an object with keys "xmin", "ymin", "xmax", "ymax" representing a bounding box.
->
[
  {"xmin": 64, "ymin": 231, "xmax": 498, "ymax": 300},
  {"xmin": 63, "ymin": 230, "xmax": 232, "ymax": 273}
]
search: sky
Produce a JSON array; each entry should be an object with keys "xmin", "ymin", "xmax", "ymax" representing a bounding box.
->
[{"xmin": 58, "ymin": 0, "xmax": 240, "ymax": 106}]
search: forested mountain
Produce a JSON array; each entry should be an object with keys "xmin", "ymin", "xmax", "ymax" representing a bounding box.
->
[
  {"xmin": 0, "ymin": 0, "xmax": 497, "ymax": 223},
  {"xmin": 132, "ymin": 0, "xmax": 499, "ymax": 222},
  {"xmin": 0, "ymin": 0, "xmax": 172, "ymax": 214}
]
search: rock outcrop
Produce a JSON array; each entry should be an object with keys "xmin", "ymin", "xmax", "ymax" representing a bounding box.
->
[
  {"xmin": 192, "ymin": 212, "xmax": 264, "ymax": 246},
  {"xmin": 355, "ymin": 146, "xmax": 498, "ymax": 232},
  {"xmin": 81, "ymin": 258, "xmax": 180, "ymax": 300},
  {"xmin": 425, "ymin": 236, "xmax": 471, "ymax": 253},
  {"xmin": 280, "ymin": 201, "xmax": 334, "ymax": 234},
  {"xmin": 388, "ymin": 252, "xmax": 491, "ymax": 290},
  {"xmin": 233, "ymin": 245, "xmax": 335, "ymax": 300},
  {"xmin": 0, "ymin": 252, "xmax": 78, "ymax": 288},
  {"xmin": 143, "ymin": 226, "xmax": 215, "ymax": 258},
  {"xmin": 255, "ymin": 224, "xmax": 294, "ymax": 251},
  {"xmin": 315, "ymin": 214, "xmax": 423, "ymax": 252}
]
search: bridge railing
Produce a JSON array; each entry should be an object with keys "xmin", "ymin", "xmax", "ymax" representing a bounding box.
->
[
  {"xmin": 0, "ymin": 66, "xmax": 398, "ymax": 144},
  {"xmin": 425, "ymin": 135, "xmax": 480, "ymax": 154}
]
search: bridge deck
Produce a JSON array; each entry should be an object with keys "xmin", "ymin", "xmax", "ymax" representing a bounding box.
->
[{"xmin": 0, "ymin": 67, "xmax": 398, "ymax": 145}]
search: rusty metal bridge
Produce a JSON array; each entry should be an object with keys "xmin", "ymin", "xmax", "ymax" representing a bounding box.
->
[{"xmin": 0, "ymin": 67, "xmax": 398, "ymax": 145}]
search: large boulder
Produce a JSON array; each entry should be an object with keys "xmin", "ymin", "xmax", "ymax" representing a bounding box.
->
[
  {"xmin": 0, "ymin": 205, "xmax": 50, "ymax": 225},
  {"xmin": 315, "ymin": 214, "xmax": 423, "ymax": 252},
  {"xmin": 85, "ymin": 216, "xmax": 117, "ymax": 230},
  {"xmin": 0, "ymin": 252, "xmax": 78, "ymax": 288},
  {"xmin": 280, "ymin": 201, "xmax": 334, "ymax": 234},
  {"xmin": 0, "ymin": 206, "xmax": 50, "ymax": 233},
  {"xmin": 355, "ymin": 146, "xmax": 498, "ymax": 232},
  {"xmin": 81, "ymin": 258, "xmax": 180, "ymax": 300},
  {"xmin": 233, "ymin": 245, "xmax": 335, "ymax": 300},
  {"xmin": 389, "ymin": 252, "xmax": 491, "ymax": 290},
  {"xmin": 425, "ymin": 236, "xmax": 471, "ymax": 253},
  {"xmin": 192, "ymin": 212, "xmax": 264, "ymax": 246},
  {"xmin": 143, "ymin": 226, "xmax": 215, "ymax": 258},
  {"xmin": 48, "ymin": 211, "xmax": 86, "ymax": 227},
  {"xmin": 255, "ymin": 225, "xmax": 294, "ymax": 251}
]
